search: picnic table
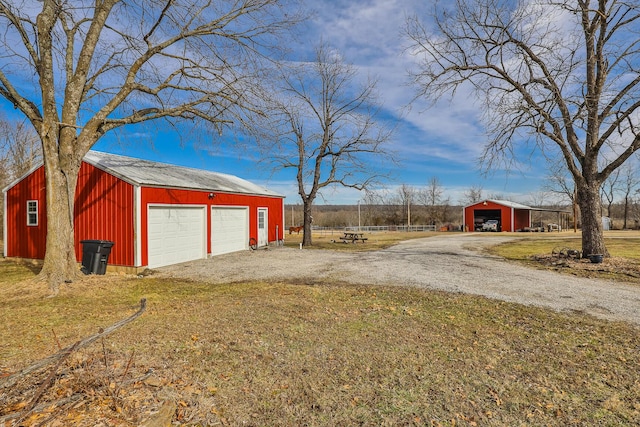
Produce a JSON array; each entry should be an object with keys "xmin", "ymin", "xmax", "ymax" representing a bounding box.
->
[{"xmin": 339, "ymin": 232, "xmax": 368, "ymax": 243}]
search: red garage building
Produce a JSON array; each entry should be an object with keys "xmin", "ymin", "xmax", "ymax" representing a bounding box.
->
[
  {"xmin": 463, "ymin": 199, "xmax": 532, "ymax": 232},
  {"xmin": 3, "ymin": 151, "xmax": 285, "ymax": 272}
]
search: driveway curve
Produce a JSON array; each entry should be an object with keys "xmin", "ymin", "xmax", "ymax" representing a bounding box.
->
[{"xmin": 155, "ymin": 233, "xmax": 640, "ymax": 326}]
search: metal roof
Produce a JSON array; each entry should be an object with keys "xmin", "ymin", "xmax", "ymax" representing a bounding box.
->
[
  {"xmin": 83, "ymin": 151, "xmax": 283, "ymax": 198},
  {"xmin": 463, "ymin": 199, "xmax": 532, "ymax": 209},
  {"xmin": 464, "ymin": 199, "xmax": 570, "ymax": 213},
  {"xmin": 486, "ymin": 199, "xmax": 532, "ymax": 209}
]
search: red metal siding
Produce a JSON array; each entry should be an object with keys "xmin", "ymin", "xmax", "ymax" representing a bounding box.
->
[
  {"xmin": 5, "ymin": 166, "xmax": 47, "ymax": 258},
  {"xmin": 6, "ymin": 162, "xmax": 135, "ymax": 266},
  {"xmin": 514, "ymin": 209, "xmax": 531, "ymax": 231},
  {"xmin": 498, "ymin": 205, "xmax": 512, "ymax": 232},
  {"xmin": 7, "ymin": 162, "xmax": 283, "ymax": 268},
  {"xmin": 74, "ymin": 162, "xmax": 135, "ymax": 266},
  {"xmin": 463, "ymin": 205, "xmax": 473, "ymax": 232},
  {"xmin": 141, "ymin": 187, "xmax": 284, "ymax": 267}
]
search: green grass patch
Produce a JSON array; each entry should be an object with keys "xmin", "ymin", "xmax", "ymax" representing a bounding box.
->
[{"xmin": 1, "ymin": 261, "xmax": 639, "ymax": 426}]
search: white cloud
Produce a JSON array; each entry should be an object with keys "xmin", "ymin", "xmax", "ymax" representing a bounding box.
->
[{"xmin": 309, "ymin": 1, "xmax": 491, "ymax": 167}]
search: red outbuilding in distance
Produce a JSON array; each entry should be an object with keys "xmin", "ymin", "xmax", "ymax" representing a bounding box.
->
[{"xmin": 463, "ymin": 199, "xmax": 533, "ymax": 232}]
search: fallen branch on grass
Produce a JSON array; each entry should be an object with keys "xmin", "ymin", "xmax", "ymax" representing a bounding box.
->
[
  {"xmin": 0, "ymin": 368, "xmax": 155, "ymax": 425},
  {"xmin": 0, "ymin": 298, "xmax": 147, "ymax": 390},
  {"xmin": 14, "ymin": 341, "xmax": 79, "ymax": 425},
  {"xmin": 0, "ymin": 394, "xmax": 84, "ymax": 425}
]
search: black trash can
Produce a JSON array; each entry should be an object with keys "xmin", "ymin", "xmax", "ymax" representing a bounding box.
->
[{"xmin": 80, "ymin": 240, "xmax": 114, "ymax": 275}]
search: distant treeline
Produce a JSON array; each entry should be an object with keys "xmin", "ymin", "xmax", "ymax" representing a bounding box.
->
[{"xmin": 286, "ymin": 202, "xmax": 640, "ymax": 230}]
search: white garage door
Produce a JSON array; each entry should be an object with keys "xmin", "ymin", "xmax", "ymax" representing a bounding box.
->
[
  {"xmin": 148, "ymin": 206, "xmax": 206, "ymax": 268},
  {"xmin": 211, "ymin": 207, "xmax": 249, "ymax": 256}
]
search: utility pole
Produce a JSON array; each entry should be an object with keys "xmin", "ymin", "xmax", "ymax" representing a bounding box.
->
[{"xmin": 407, "ymin": 196, "xmax": 411, "ymax": 230}]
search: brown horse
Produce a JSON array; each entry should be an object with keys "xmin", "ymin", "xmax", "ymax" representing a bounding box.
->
[{"xmin": 289, "ymin": 225, "xmax": 303, "ymax": 234}]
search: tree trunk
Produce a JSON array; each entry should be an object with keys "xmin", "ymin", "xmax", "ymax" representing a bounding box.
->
[
  {"xmin": 38, "ymin": 150, "xmax": 83, "ymax": 293},
  {"xmin": 302, "ymin": 200, "xmax": 313, "ymax": 246},
  {"xmin": 577, "ymin": 182, "xmax": 608, "ymax": 257},
  {"xmin": 623, "ymin": 196, "xmax": 629, "ymax": 229}
]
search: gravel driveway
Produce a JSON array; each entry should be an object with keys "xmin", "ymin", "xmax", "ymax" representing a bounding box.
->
[{"xmin": 155, "ymin": 233, "xmax": 640, "ymax": 326}]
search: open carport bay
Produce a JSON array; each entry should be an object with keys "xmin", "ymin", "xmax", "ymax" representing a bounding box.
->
[{"xmin": 474, "ymin": 209, "xmax": 501, "ymax": 230}]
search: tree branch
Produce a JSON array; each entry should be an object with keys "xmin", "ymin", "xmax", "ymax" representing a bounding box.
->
[{"xmin": 0, "ymin": 298, "xmax": 147, "ymax": 390}]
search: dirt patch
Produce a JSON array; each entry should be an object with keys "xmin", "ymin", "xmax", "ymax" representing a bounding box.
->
[{"xmin": 531, "ymin": 254, "xmax": 640, "ymax": 282}]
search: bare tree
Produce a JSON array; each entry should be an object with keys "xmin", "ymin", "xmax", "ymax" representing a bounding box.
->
[
  {"xmin": 249, "ymin": 43, "xmax": 394, "ymax": 246},
  {"xmin": 419, "ymin": 176, "xmax": 443, "ymax": 205},
  {"xmin": 620, "ymin": 162, "xmax": 640, "ymax": 229},
  {"xmin": 0, "ymin": 119, "xmax": 11, "ymax": 191},
  {"xmin": 0, "ymin": 0, "xmax": 300, "ymax": 289},
  {"xmin": 600, "ymin": 167, "xmax": 621, "ymax": 219},
  {"xmin": 632, "ymin": 189, "xmax": 640, "ymax": 229},
  {"xmin": 460, "ymin": 185, "xmax": 483, "ymax": 206},
  {"xmin": 543, "ymin": 159, "xmax": 576, "ymax": 207},
  {"xmin": 407, "ymin": 0, "xmax": 640, "ymax": 256},
  {"xmin": 358, "ymin": 189, "xmax": 382, "ymax": 227},
  {"xmin": 363, "ymin": 188, "xmax": 398, "ymax": 226},
  {"xmin": 396, "ymin": 184, "xmax": 417, "ymax": 227},
  {"xmin": 0, "ymin": 117, "xmax": 42, "ymax": 180},
  {"xmin": 418, "ymin": 176, "xmax": 449, "ymax": 226},
  {"xmin": 0, "ymin": 116, "xmax": 42, "ymax": 240},
  {"xmin": 0, "ymin": 149, "xmax": 6, "ymax": 197},
  {"xmin": 528, "ymin": 191, "xmax": 544, "ymax": 208}
]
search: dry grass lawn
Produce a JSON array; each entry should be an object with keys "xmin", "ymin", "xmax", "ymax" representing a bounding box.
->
[
  {"xmin": 489, "ymin": 231, "xmax": 640, "ymax": 285},
  {"xmin": 1, "ymin": 233, "xmax": 639, "ymax": 426}
]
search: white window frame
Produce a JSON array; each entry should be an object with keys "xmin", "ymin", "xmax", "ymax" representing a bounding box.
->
[{"xmin": 27, "ymin": 200, "xmax": 38, "ymax": 226}]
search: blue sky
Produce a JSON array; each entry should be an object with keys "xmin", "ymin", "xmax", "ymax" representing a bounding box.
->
[{"xmin": 5, "ymin": 0, "xmax": 551, "ymax": 206}]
